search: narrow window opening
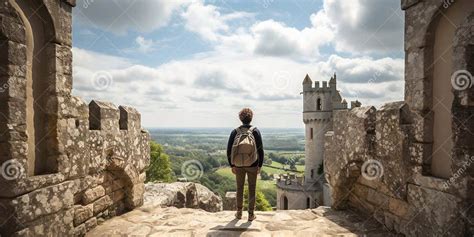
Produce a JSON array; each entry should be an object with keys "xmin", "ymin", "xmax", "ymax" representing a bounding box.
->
[
  {"xmin": 310, "ymin": 128, "xmax": 313, "ymax": 140},
  {"xmin": 306, "ymin": 197, "xmax": 310, "ymax": 209},
  {"xmin": 317, "ymin": 98, "xmax": 322, "ymax": 110}
]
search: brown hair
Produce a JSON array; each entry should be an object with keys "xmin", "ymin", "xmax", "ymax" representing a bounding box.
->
[{"xmin": 239, "ymin": 108, "xmax": 253, "ymax": 124}]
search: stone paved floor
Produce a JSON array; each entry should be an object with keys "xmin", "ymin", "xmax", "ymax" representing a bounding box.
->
[{"xmin": 86, "ymin": 206, "xmax": 398, "ymax": 236}]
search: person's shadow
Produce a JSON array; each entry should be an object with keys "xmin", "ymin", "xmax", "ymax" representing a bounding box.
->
[{"xmin": 206, "ymin": 218, "xmax": 258, "ymax": 236}]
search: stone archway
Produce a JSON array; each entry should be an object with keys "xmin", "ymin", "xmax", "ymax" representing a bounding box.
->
[
  {"xmin": 4, "ymin": 0, "xmax": 58, "ymax": 176},
  {"xmin": 105, "ymin": 150, "xmax": 144, "ymax": 212},
  {"xmin": 423, "ymin": 0, "xmax": 473, "ymax": 178},
  {"xmin": 282, "ymin": 196, "xmax": 288, "ymax": 210}
]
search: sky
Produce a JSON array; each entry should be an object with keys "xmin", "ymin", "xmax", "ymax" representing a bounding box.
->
[{"xmin": 71, "ymin": 0, "xmax": 405, "ymax": 128}]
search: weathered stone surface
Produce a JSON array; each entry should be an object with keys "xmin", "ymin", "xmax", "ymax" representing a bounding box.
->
[
  {"xmin": 83, "ymin": 186, "xmax": 106, "ymax": 204},
  {"xmin": 73, "ymin": 204, "xmax": 93, "ymax": 226},
  {"xmin": 405, "ymin": 184, "xmax": 464, "ymax": 237},
  {"xmin": 93, "ymin": 195, "xmax": 113, "ymax": 215},
  {"xmin": 85, "ymin": 217, "xmax": 97, "ymax": 232},
  {"xmin": 11, "ymin": 181, "xmax": 75, "ymax": 223},
  {"xmin": 223, "ymin": 192, "xmax": 237, "ymax": 211},
  {"xmin": 144, "ymin": 182, "xmax": 223, "ymax": 212},
  {"xmin": 0, "ymin": 0, "xmax": 149, "ymax": 236},
  {"xmin": 86, "ymin": 206, "xmax": 398, "ymax": 237}
]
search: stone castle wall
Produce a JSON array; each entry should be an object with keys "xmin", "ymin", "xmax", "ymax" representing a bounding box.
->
[
  {"xmin": 324, "ymin": 0, "xmax": 473, "ymax": 236},
  {"xmin": 0, "ymin": 0, "xmax": 150, "ymax": 236}
]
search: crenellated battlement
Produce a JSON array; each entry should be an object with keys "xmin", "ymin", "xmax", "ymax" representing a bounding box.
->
[{"xmin": 304, "ymin": 80, "xmax": 333, "ymax": 92}]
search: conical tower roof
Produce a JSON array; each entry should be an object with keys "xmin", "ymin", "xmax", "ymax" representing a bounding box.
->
[
  {"xmin": 303, "ymin": 74, "xmax": 312, "ymax": 84},
  {"xmin": 330, "ymin": 72, "xmax": 336, "ymax": 84}
]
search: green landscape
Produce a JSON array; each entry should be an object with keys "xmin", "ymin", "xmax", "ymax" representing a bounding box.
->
[{"xmin": 146, "ymin": 128, "xmax": 305, "ymax": 209}]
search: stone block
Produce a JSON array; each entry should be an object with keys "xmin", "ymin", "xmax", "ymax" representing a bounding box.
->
[
  {"xmin": 406, "ymin": 184, "xmax": 464, "ymax": 236},
  {"xmin": 0, "ymin": 41, "xmax": 26, "ymax": 66},
  {"xmin": 0, "ymin": 75, "xmax": 26, "ymax": 101},
  {"xmin": 83, "ymin": 186, "xmax": 105, "ymax": 204},
  {"xmin": 0, "ymin": 15, "xmax": 25, "ymax": 43},
  {"xmin": 89, "ymin": 100, "xmax": 119, "ymax": 131},
  {"xmin": 401, "ymin": 0, "xmax": 420, "ymax": 10},
  {"xmin": 73, "ymin": 224, "xmax": 86, "ymax": 237},
  {"xmin": 409, "ymin": 142, "xmax": 432, "ymax": 166},
  {"xmin": 126, "ymin": 183, "xmax": 144, "ymax": 209},
  {"xmin": 93, "ymin": 195, "xmax": 113, "ymax": 215},
  {"xmin": 119, "ymin": 106, "xmax": 141, "ymax": 132},
  {"xmin": 404, "ymin": 47, "xmax": 433, "ymax": 81},
  {"xmin": 11, "ymin": 181, "xmax": 75, "ymax": 223},
  {"xmin": 388, "ymin": 197, "xmax": 410, "ymax": 218},
  {"xmin": 223, "ymin": 192, "xmax": 236, "ymax": 211},
  {"xmin": 352, "ymin": 183, "xmax": 369, "ymax": 200},
  {"xmin": 73, "ymin": 204, "xmax": 93, "ymax": 226},
  {"xmin": 85, "ymin": 217, "xmax": 97, "ymax": 232},
  {"xmin": 411, "ymin": 110, "xmax": 433, "ymax": 143},
  {"xmin": 366, "ymin": 188, "xmax": 389, "ymax": 207},
  {"xmin": 403, "ymin": 0, "xmax": 442, "ymax": 51}
]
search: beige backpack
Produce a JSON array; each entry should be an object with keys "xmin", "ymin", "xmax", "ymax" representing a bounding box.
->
[{"xmin": 231, "ymin": 126, "xmax": 258, "ymax": 167}]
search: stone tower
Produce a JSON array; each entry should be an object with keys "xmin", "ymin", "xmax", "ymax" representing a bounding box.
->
[
  {"xmin": 276, "ymin": 73, "xmax": 347, "ymax": 210},
  {"xmin": 302, "ymin": 73, "xmax": 347, "ymax": 185}
]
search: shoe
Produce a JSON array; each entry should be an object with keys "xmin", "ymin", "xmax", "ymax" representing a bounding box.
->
[
  {"xmin": 248, "ymin": 213, "xmax": 256, "ymax": 222},
  {"xmin": 235, "ymin": 211, "xmax": 242, "ymax": 219}
]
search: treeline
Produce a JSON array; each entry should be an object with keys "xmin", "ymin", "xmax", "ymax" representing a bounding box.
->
[{"xmin": 146, "ymin": 141, "xmax": 274, "ymax": 210}]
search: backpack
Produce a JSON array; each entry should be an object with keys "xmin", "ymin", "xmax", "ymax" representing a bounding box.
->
[{"xmin": 231, "ymin": 126, "xmax": 258, "ymax": 167}]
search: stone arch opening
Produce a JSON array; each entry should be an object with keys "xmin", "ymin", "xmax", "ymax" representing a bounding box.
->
[
  {"xmin": 317, "ymin": 98, "xmax": 322, "ymax": 111},
  {"xmin": 306, "ymin": 197, "xmax": 310, "ymax": 209},
  {"xmin": 9, "ymin": 0, "xmax": 58, "ymax": 175},
  {"xmin": 424, "ymin": 0, "xmax": 472, "ymax": 178},
  {"xmin": 105, "ymin": 151, "xmax": 142, "ymax": 213},
  {"xmin": 282, "ymin": 196, "xmax": 288, "ymax": 210}
]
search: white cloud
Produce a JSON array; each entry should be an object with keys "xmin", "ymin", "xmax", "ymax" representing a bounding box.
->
[
  {"xmin": 316, "ymin": 55, "xmax": 404, "ymax": 84},
  {"xmin": 71, "ymin": 0, "xmax": 406, "ymax": 127},
  {"xmin": 319, "ymin": 0, "xmax": 404, "ymax": 54},
  {"xmin": 134, "ymin": 36, "xmax": 156, "ymax": 53},
  {"xmin": 72, "ymin": 48, "xmax": 404, "ymax": 127},
  {"xmin": 179, "ymin": 0, "xmax": 402, "ymax": 59},
  {"xmin": 250, "ymin": 20, "xmax": 333, "ymax": 58},
  {"xmin": 74, "ymin": 0, "xmax": 192, "ymax": 34},
  {"xmin": 181, "ymin": 1, "xmax": 253, "ymax": 41}
]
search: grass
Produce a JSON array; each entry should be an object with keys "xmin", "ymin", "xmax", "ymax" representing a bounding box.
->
[
  {"xmin": 215, "ymin": 167, "xmax": 276, "ymax": 190},
  {"xmin": 264, "ymin": 161, "xmax": 304, "ymax": 173}
]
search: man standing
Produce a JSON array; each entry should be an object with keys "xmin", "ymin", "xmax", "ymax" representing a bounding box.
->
[{"xmin": 227, "ymin": 108, "xmax": 264, "ymax": 221}]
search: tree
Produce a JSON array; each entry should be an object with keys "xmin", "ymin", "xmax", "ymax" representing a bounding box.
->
[
  {"xmin": 297, "ymin": 158, "xmax": 305, "ymax": 165},
  {"xmin": 146, "ymin": 141, "xmax": 173, "ymax": 183},
  {"xmin": 243, "ymin": 186, "xmax": 272, "ymax": 211},
  {"xmin": 260, "ymin": 170, "xmax": 271, "ymax": 180},
  {"xmin": 287, "ymin": 158, "xmax": 297, "ymax": 171}
]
